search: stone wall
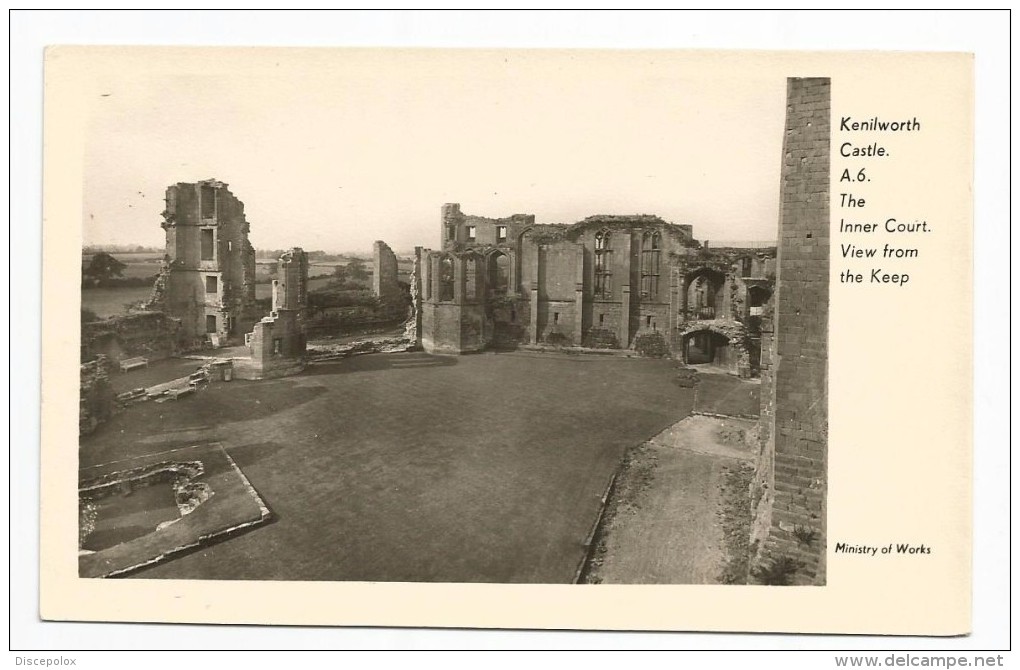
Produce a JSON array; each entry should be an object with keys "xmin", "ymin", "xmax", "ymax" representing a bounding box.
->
[
  {"xmin": 373, "ymin": 240, "xmax": 401, "ymax": 299},
  {"xmin": 81, "ymin": 311, "xmax": 182, "ymax": 363},
  {"xmin": 274, "ymin": 247, "xmax": 309, "ymax": 317},
  {"xmin": 148, "ymin": 179, "xmax": 259, "ymax": 343},
  {"xmin": 750, "ymin": 77, "xmax": 830, "ymax": 585},
  {"xmin": 404, "ymin": 248, "xmax": 423, "ymax": 346},
  {"xmin": 422, "ymin": 205, "xmax": 773, "ymax": 362},
  {"xmin": 80, "ymin": 357, "xmax": 115, "ymax": 436},
  {"xmin": 237, "ymin": 309, "xmax": 306, "ymax": 380}
]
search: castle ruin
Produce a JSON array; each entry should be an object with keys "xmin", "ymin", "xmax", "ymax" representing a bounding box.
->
[
  {"xmin": 415, "ymin": 204, "xmax": 775, "ymax": 376},
  {"xmin": 146, "ymin": 179, "xmax": 259, "ymax": 346}
]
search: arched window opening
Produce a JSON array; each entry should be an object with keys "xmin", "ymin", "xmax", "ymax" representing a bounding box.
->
[
  {"xmin": 488, "ymin": 251, "xmax": 510, "ymax": 295},
  {"xmin": 685, "ymin": 268, "xmax": 725, "ymax": 320},
  {"xmin": 594, "ymin": 230, "xmax": 613, "ymax": 299},
  {"xmin": 439, "ymin": 256, "xmax": 455, "ymax": 302},
  {"xmin": 641, "ymin": 231, "xmax": 661, "ymax": 299}
]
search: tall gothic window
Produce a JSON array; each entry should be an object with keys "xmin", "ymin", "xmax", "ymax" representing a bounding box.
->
[
  {"xmin": 641, "ymin": 231, "xmax": 661, "ymax": 299},
  {"xmin": 594, "ymin": 230, "xmax": 613, "ymax": 299},
  {"xmin": 439, "ymin": 256, "xmax": 455, "ymax": 301}
]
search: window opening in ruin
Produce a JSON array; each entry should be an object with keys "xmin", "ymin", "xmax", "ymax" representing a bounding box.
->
[
  {"xmin": 741, "ymin": 257, "xmax": 753, "ymax": 277},
  {"xmin": 200, "ymin": 229, "xmax": 215, "ymax": 261},
  {"xmin": 497, "ymin": 225, "xmax": 507, "ymax": 242},
  {"xmin": 646, "ymin": 315, "xmax": 652, "ymax": 328},
  {"xmin": 489, "ymin": 252, "xmax": 509, "ymax": 295},
  {"xmin": 206, "ymin": 315, "xmax": 217, "ymax": 333},
  {"xmin": 510, "ymin": 309, "xmax": 516, "ymax": 323},
  {"xmin": 749, "ymin": 286, "xmax": 770, "ymax": 307},
  {"xmin": 228, "ymin": 241, "xmax": 233, "ymax": 252},
  {"xmin": 273, "ymin": 338, "xmax": 283, "ymax": 355},
  {"xmin": 554, "ymin": 312, "xmax": 559, "ymax": 323},
  {"xmin": 641, "ymin": 231, "xmax": 661, "ymax": 298},
  {"xmin": 446, "ymin": 224, "xmax": 456, "ymax": 243},
  {"xmin": 439, "ymin": 256, "xmax": 455, "ymax": 301},
  {"xmin": 206, "ymin": 275, "xmax": 218, "ymax": 293},
  {"xmin": 687, "ymin": 270, "xmax": 721, "ymax": 320},
  {"xmin": 467, "ymin": 225, "xmax": 477, "ymax": 241},
  {"xmin": 594, "ymin": 230, "xmax": 613, "ymax": 298},
  {"xmin": 200, "ymin": 184, "xmax": 216, "ymax": 219},
  {"xmin": 599, "ymin": 313, "xmax": 605, "ymax": 326}
]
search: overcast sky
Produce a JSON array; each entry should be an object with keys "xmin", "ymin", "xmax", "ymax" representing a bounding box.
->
[{"xmin": 82, "ymin": 49, "xmax": 787, "ymax": 254}]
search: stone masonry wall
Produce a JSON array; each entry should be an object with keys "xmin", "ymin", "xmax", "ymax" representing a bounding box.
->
[
  {"xmin": 751, "ymin": 77, "xmax": 830, "ymax": 585},
  {"xmin": 81, "ymin": 311, "xmax": 183, "ymax": 363},
  {"xmin": 152, "ymin": 179, "xmax": 258, "ymax": 342},
  {"xmin": 373, "ymin": 240, "xmax": 401, "ymax": 299}
]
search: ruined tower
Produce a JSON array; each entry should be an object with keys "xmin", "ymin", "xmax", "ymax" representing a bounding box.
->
[
  {"xmin": 149, "ymin": 179, "xmax": 258, "ymax": 344},
  {"xmin": 273, "ymin": 247, "xmax": 309, "ymax": 319},
  {"xmin": 234, "ymin": 247, "xmax": 309, "ymax": 380},
  {"xmin": 750, "ymin": 77, "xmax": 830, "ymax": 585}
]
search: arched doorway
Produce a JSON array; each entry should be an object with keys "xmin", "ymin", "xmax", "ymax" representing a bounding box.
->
[{"xmin": 683, "ymin": 329, "xmax": 731, "ymax": 365}]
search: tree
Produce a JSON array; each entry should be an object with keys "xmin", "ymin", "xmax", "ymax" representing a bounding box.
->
[
  {"xmin": 82, "ymin": 252, "xmax": 127, "ymax": 288},
  {"xmin": 346, "ymin": 258, "xmax": 369, "ymax": 284}
]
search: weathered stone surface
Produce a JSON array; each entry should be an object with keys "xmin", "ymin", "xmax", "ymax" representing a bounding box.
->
[
  {"xmin": 81, "ymin": 311, "xmax": 183, "ymax": 363},
  {"xmin": 79, "ymin": 356, "xmax": 116, "ymax": 436},
  {"xmin": 750, "ymin": 77, "xmax": 830, "ymax": 586},
  {"xmin": 372, "ymin": 240, "xmax": 401, "ymax": 299},
  {"xmin": 145, "ymin": 179, "xmax": 259, "ymax": 345},
  {"xmin": 421, "ymin": 204, "xmax": 774, "ymax": 360}
]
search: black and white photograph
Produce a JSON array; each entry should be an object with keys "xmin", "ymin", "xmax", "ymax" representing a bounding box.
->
[
  {"xmin": 27, "ymin": 18, "xmax": 993, "ymax": 642},
  {"xmin": 73, "ymin": 48, "xmax": 829, "ymax": 587}
]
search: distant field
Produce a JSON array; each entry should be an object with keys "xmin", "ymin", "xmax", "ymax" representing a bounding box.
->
[
  {"xmin": 82, "ymin": 252, "xmax": 411, "ymax": 312},
  {"xmin": 81, "ymin": 286, "xmax": 154, "ymax": 318},
  {"xmin": 308, "ymin": 263, "xmax": 340, "ymax": 278},
  {"xmin": 82, "ymin": 252, "xmax": 163, "ymax": 281},
  {"xmin": 255, "ymin": 275, "xmax": 334, "ymax": 301},
  {"xmin": 255, "ymin": 261, "xmax": 364, "ymax": 283}
]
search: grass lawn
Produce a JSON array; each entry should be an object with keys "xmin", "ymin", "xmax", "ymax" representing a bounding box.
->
[
  {"xmin": 81, "ymin": 350, "xmax": 694, "ymax": 583},
  {"xmin": 695, "ymin": 373, "xmax": 761, "ymax": 417}
]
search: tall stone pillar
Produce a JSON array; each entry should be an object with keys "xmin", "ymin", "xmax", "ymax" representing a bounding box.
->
[
  {"xmin": 508, "ymin": 250, "xmax": 517, "ymax": 297},
  {"xmin": 620, "ymin": 285, "xmax": 631, "ymax": 348},
  {"xmin": 529, "ymin": 283, "xmax": 539, "ymax": 344},
  {"xmin": 619, "ymin": 238, "xmax": 632, "ymax": 348},
  {"xmin": 453, "ymin": 255, "xmax": 465, "ymax": 303},
  {"xmin": 573, "ymin": 244, "xmax": 585, "ymax": 345},
  {"xmin": 432, "ymin": 255, "xmax": 443, "ymax": 303},
  {"xmin": 750, "ymin": 76, "xmax": 830, "ymax": 586}
]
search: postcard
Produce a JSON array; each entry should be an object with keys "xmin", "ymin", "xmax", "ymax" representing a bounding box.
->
[{"xmin": 41, "ymin": 46, "xmax": 972, "ymax": 634}]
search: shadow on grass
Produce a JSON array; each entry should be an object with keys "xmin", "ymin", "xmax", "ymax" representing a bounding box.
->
[
  {"xmin": 80, "ymin": 383, "xmax": 330, "ymax": 456},
  {"xmin": 223, "ymin": 441, "xmax": 288, "ymax": 470}
]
